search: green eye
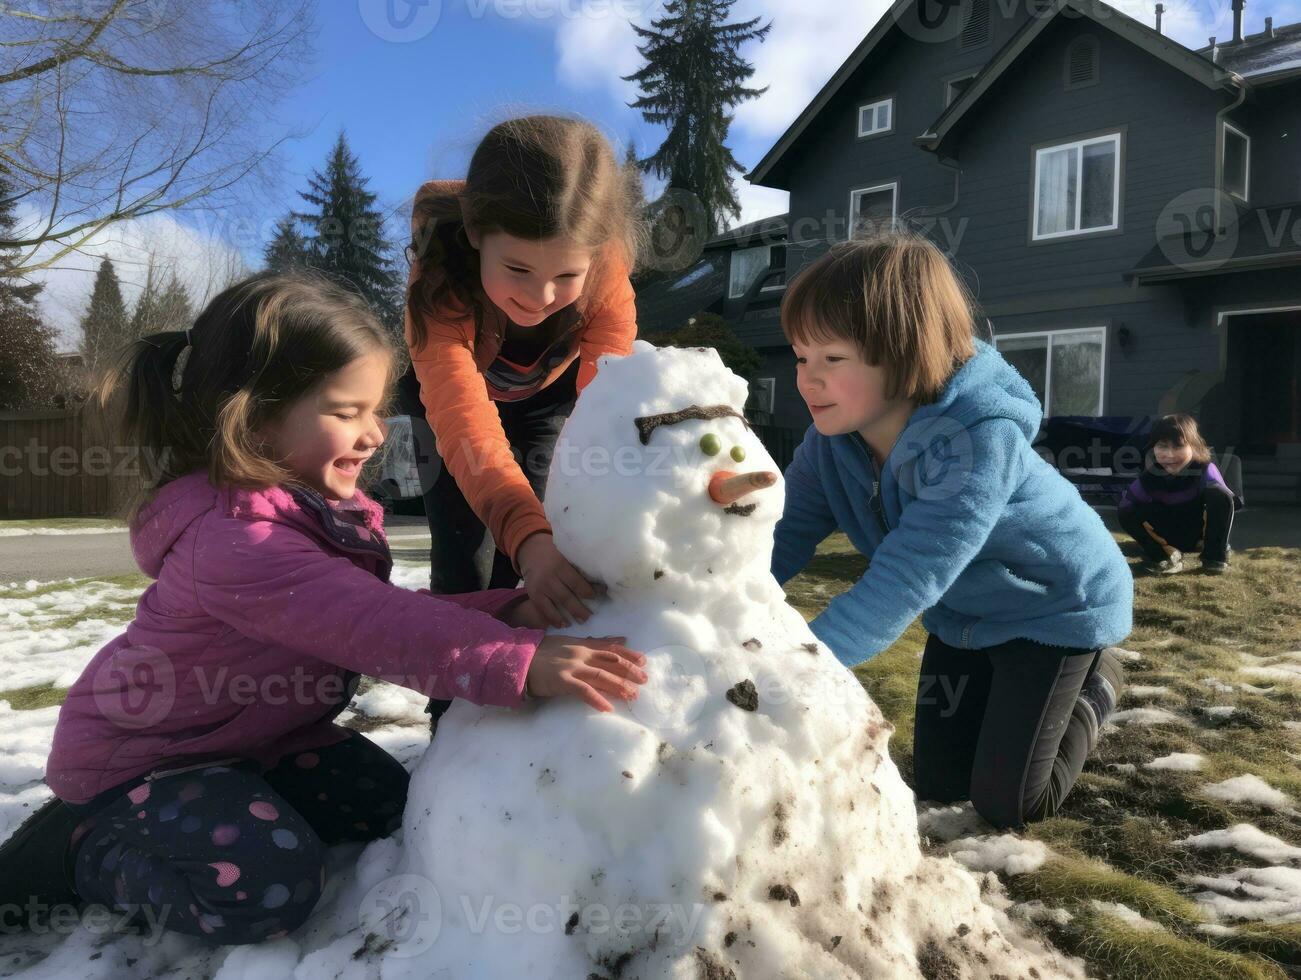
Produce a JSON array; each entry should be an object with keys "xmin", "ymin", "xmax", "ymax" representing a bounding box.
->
[
  {"xmin": 730, "ymin": 445, "xmax": 746, "ymax": 463},
  {"xmin": 700, "ymin": 433, "xmax": 721, "ymax": 456}
]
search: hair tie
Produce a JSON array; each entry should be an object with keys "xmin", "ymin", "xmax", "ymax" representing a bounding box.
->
[{"xmin": 171, "ymin": 327, "xmax": 193, "ymax": 397}]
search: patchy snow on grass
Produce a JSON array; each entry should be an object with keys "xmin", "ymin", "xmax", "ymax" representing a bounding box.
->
[
  {"xmin": 1201, "ymin": 774, "xmax": 1294, "ymax": 811},
  {"xmin": 0, "ymin": 578, "xmax": 142, "ymax": 690},
  {"xmin": 1011, "ymin": 901, "xmax": 1073, "ymax": 927},
  {"xmin": 1145, "ymin": 752, "xmax": 1204, "ymax": 772},
  {"xmin": 1108, "ymin": 763, "xmax": 1138, "ymax": 775},
  {"xmin": 1104, "ymin": 646, "xmax": 1142, "ymax": 663},
  {"xmin": 1177, "ymin": 824, "xmax": 1301, "ymax": 864},
  {"xmin": 0, "ymin": 701, "xmax": 61, "ymax": 844},
  {"xmin": 945, "ymin": 834, "xmax": 1052, "ymax": 875},
  {"xmin": 1088, "ymin": 900, "xmax": 1165, "ymax": 932},
  {"xmin": 1183, "ymin": 866, "xmax": 1301, "ymax": 924},
  {"xmin": 916, "ymin": 801, "xmax": 991, "ymax": 843},
  {"xmin": 1126, "ymin": 685, "xmax": 1171, "ymax": 699},
  {"xmin": 0, "ymin": 527, "xmax": 126, "ymax": 537},
  {"xmin": 1108, "ymin": 707, "xmax": 1185, "ymax": 727},
  {"xmin": 1205, "ymin": 705, "xmax": 1237, "ymax": 720},
  {"xmin": 1238, "ymin": 651, "xmax": 1301, "ymax": 685},
  {"xmin": 1201, "ymin": 676, "xmax": 1236, "ymax": 694}
]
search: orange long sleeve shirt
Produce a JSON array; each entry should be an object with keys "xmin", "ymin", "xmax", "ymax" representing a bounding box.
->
[{"xmin": 404, "ymin": 179, "xmax": 638, "ymax": 567}]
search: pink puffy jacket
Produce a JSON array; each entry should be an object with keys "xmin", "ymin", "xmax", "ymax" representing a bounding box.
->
[{"xmin": 45, "ymin": 471, "xmax": 542, "ymax": 804}]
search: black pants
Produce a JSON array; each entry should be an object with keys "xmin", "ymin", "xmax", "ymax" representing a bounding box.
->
[
  {"xmin": 67, "ymin": 729, "xmax": 409, "ymax": 946},
  {"xmin": 414, "ymin": 358, "xmax": 579, "ymax": 732},
  {"xmin": 1118, "ymin": 486, "xmax": 1234, "ymax": 564},
  {"xmin": 912, "ymin": 633, "xmax": 1101, "ymax": 829}
]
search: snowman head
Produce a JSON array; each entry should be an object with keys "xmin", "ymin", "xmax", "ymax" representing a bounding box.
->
[{"xmin": 545, "ymin": 341, "xmax": 784, "ymax": 589}]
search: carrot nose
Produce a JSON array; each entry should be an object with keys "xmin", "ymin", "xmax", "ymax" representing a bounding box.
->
[{"xmin": 708, "ymin": 469, "xmax": 778, "ymax": 506}]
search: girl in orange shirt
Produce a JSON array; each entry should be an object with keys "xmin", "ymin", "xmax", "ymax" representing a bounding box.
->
[{"xmin": 402, "ymin": 115, "xmax": 643, "ymax": 642}]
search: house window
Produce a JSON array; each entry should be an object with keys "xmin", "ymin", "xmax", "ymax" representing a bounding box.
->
[
  {"xmin": 945, "ymin": 73, "xmax": 977, "ymax": 106},
  {"xmin": 748, "ymin": 377, "xmax": 776, "ymax": 415},
  {"xmin": 995, "ymin": 327, "xmax": 1107, "ymax": 416},
  {"xmin": 1223, "ymin": 121, "xmax": 1250, "ymax": 201},
  {"xmin": 850, "ymin": 183, "xmax": 898, "ymax": 238},
  {"xmin": 729, "ymin": 245, "xmax": 775, "ymax": 299},
  {"xmin": 857, "ymin": 98, "xmax": 893, "ymax": 137},
  {"xmin": 759, "ymin": 244, "xmax": 787, "ymax": 292},
  {"xmin": 1032, "ymin": 133, "xmax": 1120, "ymax": 240}
]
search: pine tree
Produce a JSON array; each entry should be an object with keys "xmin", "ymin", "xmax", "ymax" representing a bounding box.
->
[
  {"xmin": 129, "ymin": 259, "xmax": 164, "ymax": 339},
  {"xmin": 0, "ymin": 167, "xmax": 65, "ymax": 408},
  {"xmin": 78, "ymin": 257, "xmax": 130, "ymax": 375},
  {"xmin": 264, "ymin": 214, "xmax": 311, "ymax": 274},
  {"xmin": 156, "ymin": 272, "xmax": 194, "ymax": 332},
  {"xmin": 294, "ymin": 133, "xmax": 402, "ymax": 337},
  {"xmin": 624, "ymin": 0, "xmax": 771, "ymax": 235}
]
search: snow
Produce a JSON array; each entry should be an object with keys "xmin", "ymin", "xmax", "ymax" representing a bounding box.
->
[
  {"xmin": 275, "ymin": 343, "xmax": 1085, "ymax": 977},
  {"xmin": 1202, "ymin": 676, "xmax": 1235, "ymax": 694},
  {"xmin": 0, "ymin": 578, "xmax": 140, "ymax": 690},
  {"xmin": 1200, "ymin": 774, "xmax": 1294, "ymax": 811},
  {"xmin": 945, "ymin": 835, "xmax": 1053, "ymax": 875},
  {"xmin": 1107, "ymin": 707, "xmax": 1185, "ymax": 726},
  {"xmin": 1238, "ymin": 651, "xmax": 1301, "ymax": 685},
  {"xmin": 1010, "ymin": 901, "xmax": 1073, "ymax": 927},
  {"xmin": 1144, "ymin": 752, "xmax": 1204, "ymax": 772},
  {"xmin": 1088, "ymin": 900, "xmax": 1164, "ymax": 932},
  {"xmin": 1104, "ymin": 646, "xmax": 1141, "ymax": 663},
  {"xmin": 1177, "ymin": 824, "xmax": 1301, "ymax": 864},
  {"xmin": 0, "ymin": 527, "xmax": 126, "ymax": 538},
  {"xmin": 916, "ymin": 802, "xmax": 990, "ymax": 843},
  {"xmin": 1183, "ymin": 867, "xmax": 1301, "ymax": 924},
  {"xmin": 1126, "ymin": 685, "xmax": 1170, "ymax": 698},
  {"xmin": 1205, "ymin": 705, "xmax": 1237, "ymax": 720}
]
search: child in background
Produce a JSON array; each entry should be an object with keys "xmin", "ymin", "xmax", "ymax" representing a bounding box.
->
[
  {"xmin": 404, "ymin": 114, "xmax": 643, "ymax": 629},
  {"xmin": 0, "ymin": 273, "xmax": 645, "ymax": 945},
  {"xmin": 771, "ymin": 233, "xmax": 1132, "ymax": 830},
  {"xmin": 1118, "ymin": 413, "xmax": 1241, "ymax": 575}
]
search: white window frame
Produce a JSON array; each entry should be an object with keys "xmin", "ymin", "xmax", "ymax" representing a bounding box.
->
[
  {"xmin": 729, "ymin": 245, "xmax": 772, "ymax": 299},
  {"xmin": 857, "ymin": 98, "xmax": 893, "ymax": 137},
  {"xmin": 849, "ymin": 182, "xmax": 898, "ymax": 238},
  {"xmin": 1222, "ymin": 120, "xmax": 1251, "ymax": 202},
  {"xmin": 945, "ymin": 73, "xmax": 978, "ymax": 107},
  {"xmin": 994, "ymin": 325, "xmax": 1108, "ymax": 417},
  {"xmin": 1031, "ymin": 132, "xmax": 1121, "ymax": 241}
]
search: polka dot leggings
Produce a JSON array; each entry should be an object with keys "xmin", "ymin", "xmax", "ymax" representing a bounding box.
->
[{"xmin": 68, "ymin": 729, "xmax": 409, "ymax": 946}]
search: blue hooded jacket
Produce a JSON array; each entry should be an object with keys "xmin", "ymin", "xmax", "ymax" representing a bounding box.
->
[{"xmin": 771, "ymin": 339, "xmax": 1132, "ymax": 666}]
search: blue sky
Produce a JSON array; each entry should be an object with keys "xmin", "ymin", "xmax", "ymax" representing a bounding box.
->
[{"xmin": 32, "ymin": 0, "xmax": 1299, "ymax": 345}]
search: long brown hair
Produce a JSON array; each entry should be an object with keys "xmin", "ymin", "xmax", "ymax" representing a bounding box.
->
[
  {"xmin": 98, "ymin": 272, "xmax": 397, "ymax": 517},
  {"xmin": 406, "ymin": 114, "xmax": 645, "ymax": 352},
  {"xmin": 781, "ymin": 231, "xmax": 978, "ymax": 405}
]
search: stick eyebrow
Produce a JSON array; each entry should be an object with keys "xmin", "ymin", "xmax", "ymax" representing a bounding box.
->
[{"xmin": 633, "ymin": 405, "xmax": 751, "ymax": 445}]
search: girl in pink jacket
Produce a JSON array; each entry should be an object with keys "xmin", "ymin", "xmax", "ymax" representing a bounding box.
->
[{"xmin": 1, "ymin": 272, "xmax": 646, "ymax": 945}]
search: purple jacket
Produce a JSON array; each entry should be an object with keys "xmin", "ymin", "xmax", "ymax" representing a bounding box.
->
[
  {"xmin": 45, "ymin": 471, "xmax": 542, "ymax": 804},
  {"xmin": 1118, "ymin": 461, "xmax": 1242, "ymax": 513}
]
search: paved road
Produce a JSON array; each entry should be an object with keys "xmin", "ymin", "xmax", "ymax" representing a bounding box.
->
[{"xmin": 2, "ymin": 526, "xmax": 433, "ymax": 583}]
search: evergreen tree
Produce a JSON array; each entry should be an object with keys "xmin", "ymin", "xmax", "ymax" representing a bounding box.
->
[
  {"xmin": 156, "ymin": 272, "xmax": 195, "ymax": 332},
  {"xmin": 129, "ymin": 259, "xmax": 164, "ymax": 339},
  {"xmin": 264, "ymin": 214, "xmax": 311, "ymax": 274},
  {"xmin": 78, "ymin": 257, "xmax": 130, "ymax": 375},
  {"xmin": 651, "ymin": 312, "xmax": 760, "ymax": 380},
  {"xmin": 623, "ymin": 0, "xmax": 771, "ymax": 235},
  {"xmin": 294, "ymin": 133, "xmax": 402, "ymax": 336}
]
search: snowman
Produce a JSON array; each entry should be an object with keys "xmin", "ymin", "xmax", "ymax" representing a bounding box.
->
[{"xmin": 314, "ymin": 342, "xmax": 1083, "ymax": 979}]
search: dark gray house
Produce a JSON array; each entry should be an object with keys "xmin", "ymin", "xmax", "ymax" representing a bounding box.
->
[{"xmin": 636, "ymin": 0, "xmax": 1301, "ymax": 502}]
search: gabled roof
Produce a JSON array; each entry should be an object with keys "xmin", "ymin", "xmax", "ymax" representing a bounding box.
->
[
  {"xmin": 632, "ymin": 254, "xmax": 729, "ymax": 336},
  {"xmin": 1194, "ymin": 22, "xmax": 1301, "ymax": 84},
  {"xmin": 747, "ymin": 0, "xmax": 915, "ymax": 187},
  {"xmin": 705, "ymin": 213, "xmax": 789, "ymax": 250},
  {"xmin": 917, "ymin": 0, "xmax": 1245, "ymax": 154}
]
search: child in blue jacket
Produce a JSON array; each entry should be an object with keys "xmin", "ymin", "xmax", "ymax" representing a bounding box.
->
[{"xmin": 771, "ymin": 233, "xmax": 1133, "ymax": 829}]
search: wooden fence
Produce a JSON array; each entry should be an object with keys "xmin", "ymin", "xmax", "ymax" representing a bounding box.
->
[{"xmin": 0, "ymin": 405, "xmax": 144, "ymax": 519}]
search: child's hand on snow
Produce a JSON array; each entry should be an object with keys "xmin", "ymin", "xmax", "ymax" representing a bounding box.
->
[
  {"xmin": 516, "ymin": 532, "xmax": 607, "ymax": 628},
  {"xmin": 526, "ymin": 635, "xmax": 647, "ymax": 712}
]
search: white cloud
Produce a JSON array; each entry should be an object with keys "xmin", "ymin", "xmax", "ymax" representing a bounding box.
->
[{"xmin": 13, "ymin": 207, "xmax": 253, "ymax": 352}]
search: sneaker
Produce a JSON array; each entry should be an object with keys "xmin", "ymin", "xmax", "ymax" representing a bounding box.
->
[
  {"xmin": 0, "ymin": 796, "xmax": 83, "ymax": 930},
  {"xmin": 1201, "ymin": 559, "xmax": 1229, "ymax": 575},
  {"xmin": 1140, "ymin": 550, "xmax": 1183, "ymax": 575}
]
